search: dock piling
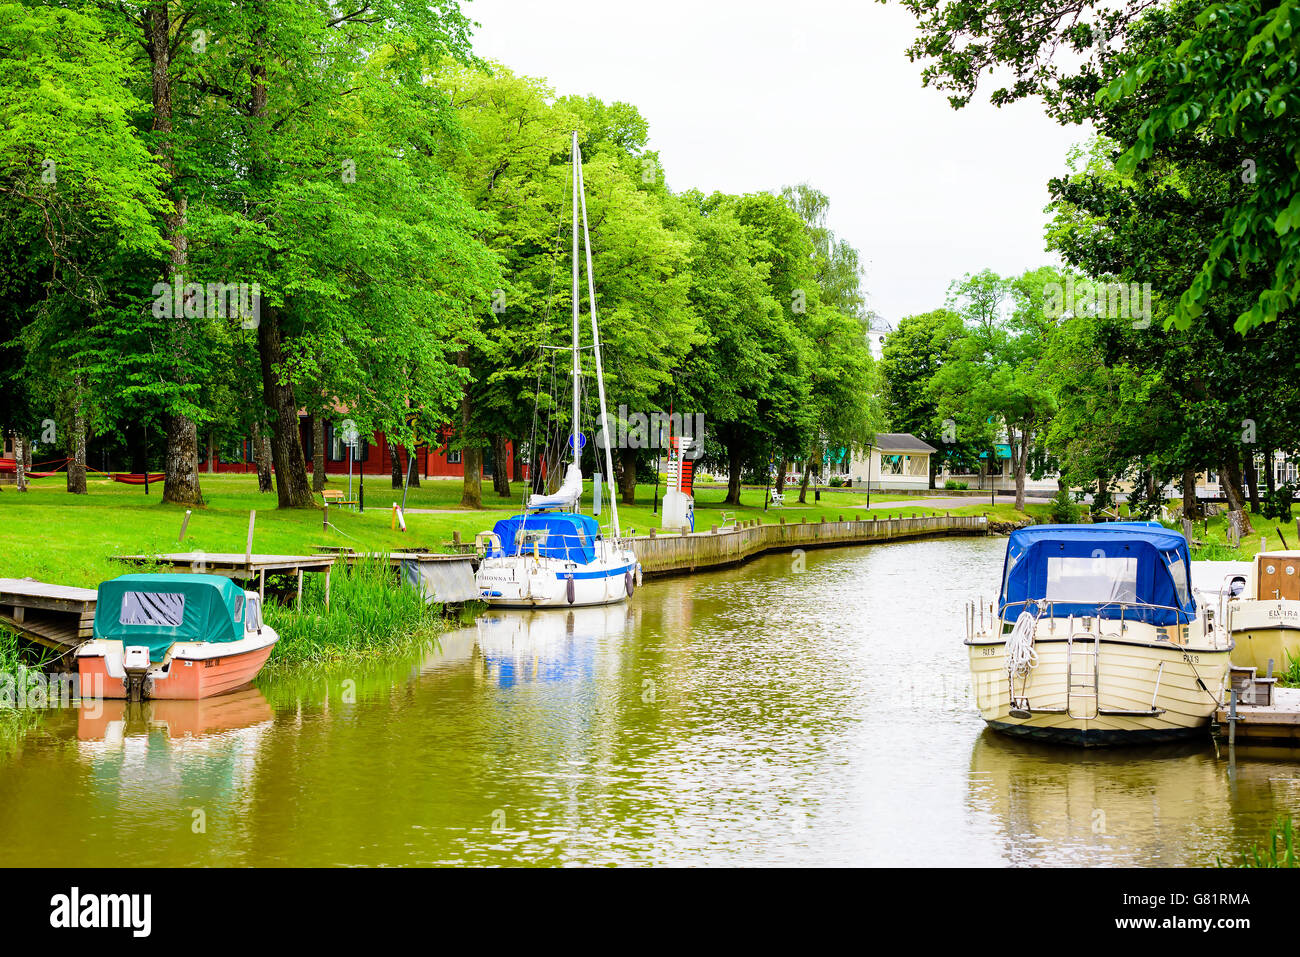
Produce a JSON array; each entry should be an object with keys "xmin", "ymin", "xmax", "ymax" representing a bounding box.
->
[{"xmin": 245, "ymin": 510, "xmax": 256, "ymax": 566}]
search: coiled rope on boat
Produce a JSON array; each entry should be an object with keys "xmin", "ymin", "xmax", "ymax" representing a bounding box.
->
[{"xmin": 1006, "ymin": 611, "xmax": 1038, "ymax": 680}]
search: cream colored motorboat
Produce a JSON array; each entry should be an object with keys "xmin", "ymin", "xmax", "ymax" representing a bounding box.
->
[
  {"xmin": 965, "ymin": 523, "xmax": 1232, "ymax": 746},
  {"xmin": 1218, "ymin": 550, "xmax": 1300, "ymax": 673}
]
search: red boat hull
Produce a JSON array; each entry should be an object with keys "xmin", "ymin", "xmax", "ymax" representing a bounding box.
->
[{"xmin": 78, "ymin": 643, "xmax": 275, "ymax": 700}]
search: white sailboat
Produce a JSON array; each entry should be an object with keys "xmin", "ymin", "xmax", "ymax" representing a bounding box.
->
[{"xmin": 473, "ymin": 132, "xmax": 640, "ymax": 608}]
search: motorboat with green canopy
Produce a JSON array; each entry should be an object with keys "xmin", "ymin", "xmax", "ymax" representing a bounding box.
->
[
  {"xmin": 964, "ymin": 522, "xmax": 1232, "ymax": 746},
  {"xmin": 77, "ymin": 573, "xmax": 279, "ymax": 700}
]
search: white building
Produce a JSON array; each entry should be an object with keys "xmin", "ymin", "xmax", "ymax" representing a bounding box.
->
[{"xmin": 848, "ymin": 433, "xmax": 936, "ymax": 490}]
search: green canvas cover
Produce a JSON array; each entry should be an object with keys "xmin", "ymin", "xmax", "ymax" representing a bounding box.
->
[{"xmin": 93, "ymin": 574, "xmax": 246, "ymax": 661}]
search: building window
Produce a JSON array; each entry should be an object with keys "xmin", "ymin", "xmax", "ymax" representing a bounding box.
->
[
  {"xmin": 328, "ymin": 423, "xmax": 368, "ymax": 462},
  {"xmin": 881, "ymin": 454, "xmax": 904, "ymax": 475},
  {"xmin": 906, "ymin": 454, "xmax": 928, "ymax": 476},
  {"xmin": 447, "ymin": 449, "xmax": 462, "ymax": 465}
]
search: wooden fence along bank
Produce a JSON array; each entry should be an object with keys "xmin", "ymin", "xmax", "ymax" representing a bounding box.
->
[{"xmin": 631, "ymin": 514, "xmax": 989, "ymax": 578}]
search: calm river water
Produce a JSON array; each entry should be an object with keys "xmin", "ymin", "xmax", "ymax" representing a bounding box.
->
[{"xmin": 2, "ymin": 536, "xmax": 1298, "ymax": 866}]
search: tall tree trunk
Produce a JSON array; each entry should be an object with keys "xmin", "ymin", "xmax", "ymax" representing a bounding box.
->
[
  {"xmin": 1244, "ymin": 447, "xmax": 1260, "ymax": 513},
  {"xmin": 246, "ymin": 36, "xmax": 310, "ymax": 507},
  {"xmin": 256, "ymin": 305, "xmax": 312, "ymax": 506},
  {"xmin": 776, "ymin": 458, "xmax": 788, "ymax": 493},
  {"xmin": 1264, "ymin": 449, "xmax": 1277, "ymax": 496},
  {"xmin": 206, "ymin": 433, "xmax": 214, "ymax": 474},
  {"xmin": 1181, "ymin": 469, "xmax": 1200, "ymax": 519},
  {"xmin": 618, "ymin": 446, "xmax": 636, "ymax": 505},
  {"xmin": 798, "ymin": 462, "xmax": 811, "ymax": 504},
  {"xmin": 312, "ymin": 414, "xmax": 325, "ymax": 491},
  {"xmin": 1009, "ymin": 426, "xmax": 1030, "ymax": 512},
  {"xmin": 251, "ymin": 420, "xmax": 274, "ymax": 493},
  {"xmin": 146, "ymin": 1, "xmax": 202, "ymax": 507},
  {"xmin": 67, "ymin": 380, "xmax": 87, "ymax": 495},
  {"xmin": 12, "ymin": 433, "xmax": 27, "ymax": 492},
  {"xmin": 492, "ymin": 435, "xmax": 511, "ymax": 498},
  {"xmin": 513, "ymin": 440, "xmax": 525, "ymax": 483},
  {"xmin": 458, "ymin": 353, "xmax": 481, "ymax": 508},
  {"xmin": 390, "ymin": 441, "xmax": 403, "ymax": 488},
  {"xmin": 1221, "ymin": 457, "xmax": 1254, "ymax": 535},
  {"xmin": 725, "ymin": 443, "xmax": 743, "ymax": 506}
]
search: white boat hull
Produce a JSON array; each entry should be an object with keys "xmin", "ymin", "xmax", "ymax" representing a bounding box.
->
[
  {"xmin": 475, "ymin": 545, "xmax": 639, "ymax": 608},
  {"xmin": 967, "ymin": 622, "xmax": 1231, "ymax": 746}
]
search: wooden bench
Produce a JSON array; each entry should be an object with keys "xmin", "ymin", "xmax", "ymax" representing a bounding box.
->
[{"xmin": 321, "ymin": 489, "xmax": 359, "ymax": 510}]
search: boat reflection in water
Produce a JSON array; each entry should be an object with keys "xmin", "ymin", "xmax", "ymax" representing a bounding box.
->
[
  {"xmin": 76, "ymin": 687, "xmax": 274, "ymax": 742},
  {"xmin": 966, "ymin": 729, "xmax": 1300, "ymax": 865},
  {"xmin": 471, "ymin": 605, "xmax": 636, "ymax": 687}
]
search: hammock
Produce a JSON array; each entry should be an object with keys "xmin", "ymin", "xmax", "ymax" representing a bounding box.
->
[
  {"xmin": 1, "ymin": 456, "xmax": 67, "ymax": 478},
  {"xmin": 111, "ymin": 472, "xmax": 165, "ymax": 485}
]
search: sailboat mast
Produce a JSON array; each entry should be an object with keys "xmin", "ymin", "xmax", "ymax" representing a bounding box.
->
[
  {"xmin": 575, "ymin": 143, "xmax": 622, "ymax": 539},
  {"xmin": 570, "ymin": 130, "xmax": 581, "ymax": 505}
]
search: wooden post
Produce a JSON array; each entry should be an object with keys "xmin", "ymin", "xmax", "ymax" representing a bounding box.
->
[
  {"xmin": 1182, "ymin": 517, "xmax": 1192, "ymax": 542},
  {"xmin": 323, "ymin": 502, "xmax": 328, "ymax": 532},
  {"xmin": 324, "ymin": 566, "xmax": 332, "ymax": 611},
  {"xmin": 178, "ymin": 509, "xmax": 191, "ymax": 543},
  {"xmin": 297, "ymin": 569, "xmax": 304, "ymax": 609},
  {"xmin": 259, "ymin": 568, "xmax": 265, "ymax": 602},
  {"xmin": 245, "ymin": 510, "xmax": 256, "ymax": 566},
  {"xmin": 453, "ymin": 530, "xmax": 461, "ymax": 546}
]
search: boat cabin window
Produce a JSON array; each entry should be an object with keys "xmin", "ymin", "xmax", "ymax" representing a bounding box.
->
[
  {"xmin": 119, "ymin": 592, "xmax": 186, "ymax": 627},
  {"xmin": 246, "ymin": 599, "xmax": 261, "ymax": 633},
  {"xmin": 1166, "ymin": 557, "xmax": 1190, "ymax": 606},
  {"xmin": 233, "ymin": 594, "xmax": 245, "ymax": 623},
  {"xmin": 1045, "ymin": 556, "xmax": 1138, "ymax": 604},
  {"xmin": 515, "ymin": 529, "xmax": 549, "ymax": 549}
]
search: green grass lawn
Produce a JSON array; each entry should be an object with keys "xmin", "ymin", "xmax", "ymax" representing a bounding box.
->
[{"xmin": 0, "ymin": 472, "xmax": 1036, "ymax": 588}]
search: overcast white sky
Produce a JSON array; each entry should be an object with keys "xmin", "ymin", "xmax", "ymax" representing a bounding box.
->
[{"xmin": 464, "ymin": 0, "xmax": 1087, "ymax": 328}]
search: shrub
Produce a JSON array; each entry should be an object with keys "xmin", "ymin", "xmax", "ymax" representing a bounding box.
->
[
  {"xmin": 944, "ymin": 479, "xmax": 968, "ymax": 490},
  {"xmin": 1049, "ymin": 488, "xmax": 1080, "ymax": 524},
  {"xmin": 1262, "ymin": 483, "xmax": 1296, "ymax": 521}
]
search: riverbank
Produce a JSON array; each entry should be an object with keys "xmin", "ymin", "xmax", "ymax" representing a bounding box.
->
[
  {"xmin": 634, "ymin": 514, "xmax": 989, "ymax": 577},
  {"xmin": 0, "ymin": 473, "xmax": 1041, "ymax": 587}
]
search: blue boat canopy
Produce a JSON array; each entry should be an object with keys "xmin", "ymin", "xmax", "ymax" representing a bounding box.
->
[
  {"xmin": 490, "ymin": 513, "xmax": 600, "ymax": 564},
  {"xmin": 94, "ymin": 574, "xmax": 247, "ymax": 661},
  {"xmin": 998, "ymin": 523, "xmax": 1195, "ymax": 626}
]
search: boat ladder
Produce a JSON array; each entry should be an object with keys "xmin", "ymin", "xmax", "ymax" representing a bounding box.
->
[{"xmin": 1067, "ymin": 632, "xmax": 1099, "ymax": 720}]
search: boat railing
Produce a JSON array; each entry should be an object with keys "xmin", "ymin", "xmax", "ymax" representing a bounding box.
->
[{"xmin": 993, "ymin": 599, "xmax": 1207, "ymax": 642}]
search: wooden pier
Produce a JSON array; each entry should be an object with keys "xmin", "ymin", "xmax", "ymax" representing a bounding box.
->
[
  {"xmin": 1216, "ymin": 673, "xmax": 1300, "ymax": 746},
  {"xmin": 113, "ymin": 552, "xmax": 337, "ymax": 606},
  {"xmin": 0, "ymin": 578, "xmax": 98, "ymax": 657}
]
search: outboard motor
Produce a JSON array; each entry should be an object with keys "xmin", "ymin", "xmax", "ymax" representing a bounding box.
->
[{"xmin": 122, "ymin": 645, "xmax": 151, "ymax": 702}]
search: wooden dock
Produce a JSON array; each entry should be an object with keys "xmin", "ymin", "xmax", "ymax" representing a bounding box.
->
[
  {"xmin": 1216, "ymin": 686, "xmax": 1300, "ymax": 745},
  {"xmin": 0, "ymin": 578, "xmax": 98, "ymax": 657},
  {"xmin": 113, "ymin": 552, "xmax": 337, "ymax": 606}
]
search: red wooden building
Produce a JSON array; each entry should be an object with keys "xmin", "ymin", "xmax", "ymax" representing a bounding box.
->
[{"xmin": 202, "ymin": 416, "xmax": 524, "ymax": 480}]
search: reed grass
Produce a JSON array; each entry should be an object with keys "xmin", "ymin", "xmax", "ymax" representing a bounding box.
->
[
  {"xmin": 264, "ymin": 555, "xmax": 444, "ymax": 665},
  {"xmin": 1223, "ymin": 817, "xmax": 1300, "ymax": 867}
]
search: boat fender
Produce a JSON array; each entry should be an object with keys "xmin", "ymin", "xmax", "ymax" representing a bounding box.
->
[
  {"xmin": 625, "ymin": 570, "xmax": 634, "ymax": 597},
  {"xmin": 566, "ymin": 576, "xmax": 576, "ymax": 605}
]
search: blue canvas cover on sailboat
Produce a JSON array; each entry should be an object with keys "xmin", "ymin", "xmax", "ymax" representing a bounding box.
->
[
  {"xmin": 490, "ymin": 513, "xmax": 599, "ymax": 564},
  {"xmin": 998, "ymin": 523, "xmax": 1195, "ymax": 626}
]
